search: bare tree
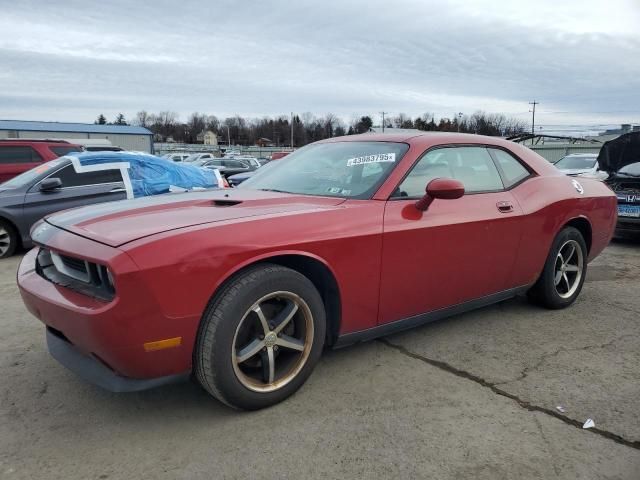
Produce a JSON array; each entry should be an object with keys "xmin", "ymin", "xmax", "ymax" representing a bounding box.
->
[
  {"xmin": 186, "ymin": 112, "xmax": 207, "ymax": 143},
  {"xmin": 393, "ymin": 113, "xmax": 413, "ymax": 129},
  {"xmin": 134, "ymin": 110, "xmax": 151, "ymax": 128}
]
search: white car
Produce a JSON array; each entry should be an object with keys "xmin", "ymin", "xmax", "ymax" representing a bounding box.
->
[
  {"xmin": 184, "ymin": 153, "xmax": 217, "ymax": 163},
  {"xmin": 554, "ymin": 153, "xmax": 600, "ymax": 177},
  {"xmin": 162, "ymin": 153, "xmax": 191, "ymax": 162},
  {"xmin": 233, "ymin": 156, "xmax": 261, "ymax": 168}
]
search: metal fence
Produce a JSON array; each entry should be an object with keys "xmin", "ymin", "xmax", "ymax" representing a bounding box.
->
[
  {"xmin": 527, "ymin": 144, "xmax": 602, "ymax": 163},
  {"xmin": 154, "ymin": 143, "xmax": 293, "ymax": 158}
]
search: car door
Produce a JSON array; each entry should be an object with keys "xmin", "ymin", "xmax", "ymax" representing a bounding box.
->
[
  {"xmin": 378, "ymin": 145, "xmax": 526, "ymax": 325},
  {"xmin": 22, "ymin": 163, "xmax": 127, "ymax": 232}
]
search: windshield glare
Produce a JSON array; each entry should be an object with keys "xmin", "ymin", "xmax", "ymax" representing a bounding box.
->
[
  {"xmin": 240, "ymin": 141, "xmax": 409, "ymax": 198},
  {"xmin": 555, "ymin": 155, "xmax": 597, "ymax": 170},
  {"xmin": 0, "ymin": 159, "xmax": 64, "ymax": 189}
]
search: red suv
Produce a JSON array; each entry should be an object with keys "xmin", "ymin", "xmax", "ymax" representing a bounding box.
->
[{"xmin": 0, "ymin": 140, "xmax": 83, "ymax": 183}]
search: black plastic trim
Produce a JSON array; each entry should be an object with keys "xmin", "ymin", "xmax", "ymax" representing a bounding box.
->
[
  {"xmin": 333, "ymin": 286, "xmax": 530, "ymax": 348},
  {"xmin": 46, "ymin": 328, "xmax": 190, "ymax": 393}
]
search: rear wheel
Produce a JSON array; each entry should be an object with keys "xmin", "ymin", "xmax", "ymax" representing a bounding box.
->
[
  {"xmin": 0, "ymin": 220, "xmax": 18, "ymax": 259},
  {"xmin": 194, "ymin": 264, "xmax": 326, "ymax": 410},
  {"xmin": 528, "ymin": 226, "xmax": 587, "ymax": 309}
]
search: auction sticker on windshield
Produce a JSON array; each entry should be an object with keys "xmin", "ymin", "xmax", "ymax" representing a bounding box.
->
[{"xmin": 346, "ymin": 153, "xmax": 396, "ymax": 167}]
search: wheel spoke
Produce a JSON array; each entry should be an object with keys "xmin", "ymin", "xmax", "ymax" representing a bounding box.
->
[
  {"xmin": 252, "ymin": 305, "xmax": 270, "ymax": 335},
  {"xmin": 565, "ymin": 264, "xmax": 580, "ymax": 272},
  {"xmin": 554, "ymin": 270, "xmax": 563, "ymax": 286},
  {"xmin": 557, "ymin": 252, "xmax": 564, "ymax": 265},
  {"xmin": 236, "ymin": 338, "xmax": 265, "ymax": 363},
  {"xmin": 276, "ymin": 334, "xmax": 304, "ymax": 352},
  {"xmin": 261, "ymin": 347, "xmax": 275, "ymax": 383},
  {"xmin": 272, "ymin": 301, "xmax": 298, "ymax": 334},
  {"xmin": 563, "ymin": 272, "xmax": 570, "ymax": 291}
]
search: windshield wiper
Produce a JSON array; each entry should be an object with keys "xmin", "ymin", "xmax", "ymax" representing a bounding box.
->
[{"xmin": 258, "ymin": 188, "xmax": 292, "ymax": 194}]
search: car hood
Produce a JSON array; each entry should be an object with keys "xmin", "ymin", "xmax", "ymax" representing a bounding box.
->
[
  {"xmin": 45, "ymin": 189, "xmax": 346, "ymax": 247},
  {"xmin": 597, "ymin": 131, "xmax": 640, "ymax": 173}
]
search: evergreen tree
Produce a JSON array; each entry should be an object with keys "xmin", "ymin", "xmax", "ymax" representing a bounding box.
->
[{"xmin": 114, "ymin": 113, "xmax": 128, "ymax": 125}]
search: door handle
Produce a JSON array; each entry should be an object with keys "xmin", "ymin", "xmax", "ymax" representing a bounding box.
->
[
  {"xmin": 497, "ymin": 201, "xmax": 513, "ymax": 213},
  {"xmin": 110, "ymin": 187, "xmax": 126, "ymax": 193}
]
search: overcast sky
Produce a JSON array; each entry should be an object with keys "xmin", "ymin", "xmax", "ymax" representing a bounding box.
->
[{"xmin": 1, "ymin": 0, "xmax": 639, "ymax": 132}]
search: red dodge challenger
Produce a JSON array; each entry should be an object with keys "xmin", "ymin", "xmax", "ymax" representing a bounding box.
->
[{"xmin": 18, "ymin": 133, "xmax": 617, "ymax": 409}]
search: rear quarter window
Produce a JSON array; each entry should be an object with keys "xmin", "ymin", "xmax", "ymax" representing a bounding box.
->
[{"xmin": 489, "ymin": 148, "xmax": 530, "ymax": 188}]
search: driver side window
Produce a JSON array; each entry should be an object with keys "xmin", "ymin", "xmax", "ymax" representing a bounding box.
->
[{"xmin": 395, "ymin": 146, "xmax": 504, "ymax": 197}]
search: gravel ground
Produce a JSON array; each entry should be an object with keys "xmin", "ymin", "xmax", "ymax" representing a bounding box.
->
[{"xmin": 1, "ymin": 241, "xmax": 639, "ymax": 479}]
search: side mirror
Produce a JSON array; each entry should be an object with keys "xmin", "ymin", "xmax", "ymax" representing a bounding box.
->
[
  {"xmin": 415, "ymin": 178, "xmax": 465, "ymax": 211},
  {"xmin": 39, "ymin": 177, "xmax": 62, "ymax": 192}
]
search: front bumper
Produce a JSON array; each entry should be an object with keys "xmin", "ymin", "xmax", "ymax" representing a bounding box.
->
[
  {"xmin": 46, "ymin": 327, "xmax": 189, "ymax": 392},
  {"xmin": 18, "ymin": 243, "xmax": 199, "ymax": 386},
  {"xmin": 616, "ymin": 216, "xmax": 640, "ymax": 234}
]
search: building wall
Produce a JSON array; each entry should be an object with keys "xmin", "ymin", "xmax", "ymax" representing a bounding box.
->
[
  {"xmin": 0, "ymin": 130, "xmax": 153, "ymax": 152},
  {"xmin": 204, "ymin": 131, "xmax": 218, "ymax": 146}
]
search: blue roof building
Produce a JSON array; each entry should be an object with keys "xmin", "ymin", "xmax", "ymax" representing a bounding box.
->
[{"xmin": 0, "ymin": 120, "xmax": 154, "ymax": 153}]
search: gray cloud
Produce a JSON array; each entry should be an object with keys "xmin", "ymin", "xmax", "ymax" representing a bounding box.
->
[{"xmin": 1, "ymin": 0, "xmax": 639, "ymax": 130}]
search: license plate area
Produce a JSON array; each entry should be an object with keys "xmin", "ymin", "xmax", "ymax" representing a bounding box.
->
[{"xmin": 618, "ymin": 204, "xmax": 640, "ymax": 218}]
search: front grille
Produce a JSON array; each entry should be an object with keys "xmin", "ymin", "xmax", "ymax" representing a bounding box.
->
[
  {"xmin": 36, "ymin": 248, "xmax": 115, "ymax": 301},
  {"xmin": 60, "ymin": 254, "xmax": 88, "ymax": 274}
]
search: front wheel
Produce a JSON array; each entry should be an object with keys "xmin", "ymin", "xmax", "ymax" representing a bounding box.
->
[
  {"xmin": 528, "ymin": 226, "xmax": 587, "ymax": 309},
  {"xmin": 194, "ymin": 264, "xmax": 326, "ymax": 410},
  {"xmin": 0, "ymin": 220, "xmax": 18, "ymax": 259}
]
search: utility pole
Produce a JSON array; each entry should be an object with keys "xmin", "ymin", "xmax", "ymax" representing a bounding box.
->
[
  {"xmin": 529, "ymin": 101, "xmax": 539, "ymax": 136},
  {"xmin": 226, "ymin": 125, "xmax": 230, "ymax": 147},
  {"xmin": 290, "ymin": 112, "xmax": 294, "ymax": 149},
  {"xmin": 380, "ymin": 111, "xmax": 388, "ymax": 133},
  {"xmin": 457, "ymin": 112, "xmax": 463, "ymax": 132}
]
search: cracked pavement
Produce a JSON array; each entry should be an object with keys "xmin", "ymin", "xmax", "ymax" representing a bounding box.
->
[{"xmin": 1, "ymin": 240, "xmax": 640, "ymax": 479}]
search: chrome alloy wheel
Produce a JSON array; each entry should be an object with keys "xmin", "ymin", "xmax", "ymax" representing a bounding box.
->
[
  {"xmin": 232, "ymin": 291, "xmax": 314, "ymax": 393},
  {"xmin": 554, "ymin": 239, "xmax": 584, "ymax": 299},
  {"xmin": 0, "ymin": 225, "xmax": 10, "ymax": 257}
]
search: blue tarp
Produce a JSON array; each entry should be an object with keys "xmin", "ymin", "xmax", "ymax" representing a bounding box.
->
[{"xmin": 65, "ymin": 152, "xmax": 219, "ymax": 198}]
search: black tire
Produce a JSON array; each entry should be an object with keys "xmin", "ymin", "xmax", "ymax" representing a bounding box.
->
[
  {"xmin": 528, "ymin": 226, "xmax": 587, "ymax": 309},
  {"xmin": 194, "ymin": 263, "xmax": 326, "ymax": 410},
  {"xmin": 0, "ymin": 219, "xmax": 18, "ymax": 259}
]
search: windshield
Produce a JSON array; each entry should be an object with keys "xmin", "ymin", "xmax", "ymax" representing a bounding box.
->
[
  {"xmin": 240, "ymin": 141, "xmax": 409, "ymax": 199},
  {"xmin": 555, "ymin": 155, "xmax": 597, "ymax": 170},
  {"xmin": 0, "ymin": 159, "xmax": 65, "ymax": 189}
]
